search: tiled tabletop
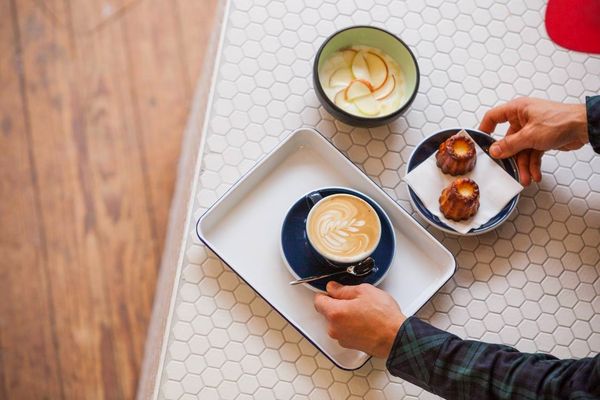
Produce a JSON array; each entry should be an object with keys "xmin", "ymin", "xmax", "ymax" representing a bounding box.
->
[{"xmin": 154, "ymin": 0, "xmax": 600, "ymax": 398}]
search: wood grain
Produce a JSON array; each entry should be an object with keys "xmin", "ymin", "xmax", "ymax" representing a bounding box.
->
[
  {"xmin": 43, "ymin": 0, "xmax": 139, "ymax": 34},
  {"xmin": 13, "ymin": 0, "xmax": 121, "ymax": 397},
  {"xmin": 122, "ymin": 0, "xmax": 190, "ymax": 247},
  {"xmin": 0, "ymin": 0, "xmax": 63, "ymax": 398},
  {"xmin": 175, "ymin": 0, "xmax": 219, "ymax": 93},
  {"xmin": 0, "ymin": 0, "xmax": 218, "ymax": 398}
]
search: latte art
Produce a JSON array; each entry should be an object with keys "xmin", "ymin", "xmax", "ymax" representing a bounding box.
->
[{"xmin": 307, "ymin": 194, "xmax": 381, "ymax": 262}]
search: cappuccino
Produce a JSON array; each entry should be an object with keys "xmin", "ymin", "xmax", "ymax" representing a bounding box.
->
[{"xmin": 307, "ymin": 194, "xmax": 381, "ymax": 263}]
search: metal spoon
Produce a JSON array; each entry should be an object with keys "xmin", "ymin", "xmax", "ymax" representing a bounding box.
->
[{"xmin": 289, "ymin": 257, "xmax": 376, "ymax": 285}]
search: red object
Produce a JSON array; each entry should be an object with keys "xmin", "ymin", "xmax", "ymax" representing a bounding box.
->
[{"xmin": 545, "ymin": 0, "xmax": 600, "ymax": 54}]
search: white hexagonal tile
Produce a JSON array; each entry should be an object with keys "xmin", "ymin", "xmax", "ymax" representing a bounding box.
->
[{"xmin": 158, "ymin": 2, "xmax": 600, "ymax": 398}]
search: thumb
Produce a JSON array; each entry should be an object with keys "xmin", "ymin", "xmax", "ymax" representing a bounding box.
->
[
  {"xmin": 326, "ymin": 281, "xmax": 360, "ymax": 300},
  {"xmin": 490, "ymin": 130, "xmax": 532, "ymax": 159}
]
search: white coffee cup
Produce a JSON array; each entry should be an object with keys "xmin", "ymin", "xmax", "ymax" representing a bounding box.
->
[{"xmin": 306, "ymin": 190, "xmax": 382, "ymax": 265}]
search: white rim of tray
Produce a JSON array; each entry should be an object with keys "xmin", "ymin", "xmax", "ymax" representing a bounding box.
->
[{"xmin": 194, "ymin": 128, "xmax": 456, "ymax": 370}]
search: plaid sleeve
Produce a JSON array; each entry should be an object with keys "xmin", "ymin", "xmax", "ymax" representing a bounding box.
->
[
  {"xmin": 587, "ymin": 95, "xmax": 600, "ymax": 154},
  {"xmin": 386, "ymin": 317, "xmax": 600, "ymax": 400}
]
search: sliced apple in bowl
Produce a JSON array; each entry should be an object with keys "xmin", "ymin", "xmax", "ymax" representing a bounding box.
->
[
  {"xmin": 345, "ymin": 79, "xmax": 372, "ymax": 101},
  {"xmin": 329, "ymin": 67, "xmax": 353, "ymax": 88},
  {"xmin": 354, "ymin": 94, "xmax": 381, "ymax": 116},
  {"xmin": 373, "ymin": 74, "xmax": 396, "ymax": 100},
  {"xmin": 365, "ymin": 52, "xmax": 388, "ymax": 90},
  {"xmin": 334, "ymin": 89, "xmax": 358, "ymax": 114},
  {"xmin": 351, "ymin": 51, "xmax": 371, "ymax": 82},
  {"xmin": 341, "ymin": 48, "xmax": 357, "ymax": 65}
]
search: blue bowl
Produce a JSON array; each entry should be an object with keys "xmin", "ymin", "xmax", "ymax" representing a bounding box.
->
[
  {"xmin": 406, "ymin": 128, "xmax": 520, "ymax": 235},
  {"xmin": 281, "ymin": 187, "xmax": 395, "ymax": 292}
]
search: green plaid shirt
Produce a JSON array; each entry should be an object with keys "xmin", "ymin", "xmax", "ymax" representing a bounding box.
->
[
  {"xmin": 588, "ymin": 95, "xmax": 600, "ymax": 153},
  {"xmin": 387, "ymin": 317, "xmax": 600, "ymax": 399},
  {"xmin": 386, "ymin": 97, "xmax": 600, "ymax": 399}
]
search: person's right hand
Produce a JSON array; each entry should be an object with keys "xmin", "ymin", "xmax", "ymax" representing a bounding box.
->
[
  {"xmin": 314, "ymin": 282, "xmax": 405, "ymax": 358},
  {"xmin": 479, "ymin": 97, "xmax": 588, "ymax": 186}
]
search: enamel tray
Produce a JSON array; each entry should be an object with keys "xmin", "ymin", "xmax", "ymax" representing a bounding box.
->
[{"xmin": 196, "ymin": 128, "xmax": 456, "ymax": 370}]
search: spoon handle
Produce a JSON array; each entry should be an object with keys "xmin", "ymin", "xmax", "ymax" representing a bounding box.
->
[{"xmin": 289, "ymin": 270, "xmax": 346, "ymax": 285}]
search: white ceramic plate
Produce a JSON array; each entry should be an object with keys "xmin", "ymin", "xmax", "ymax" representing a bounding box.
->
[{"xmin": 196, "ymin": 127, "xmax": 456, "ymax": 370}]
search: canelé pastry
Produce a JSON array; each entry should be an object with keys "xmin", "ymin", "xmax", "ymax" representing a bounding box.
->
[
  {"xmin": 436, "ymin": 132, "xmax": 477, "ymax": 176},
  {"xmin": 439, "ymin": 178, "xmax": 480, "ymax": 221}
]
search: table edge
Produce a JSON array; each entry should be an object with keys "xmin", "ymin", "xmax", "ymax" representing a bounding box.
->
[{"xmin": 136, "ymin": 1, "xmax": 229, "ymax": 398}]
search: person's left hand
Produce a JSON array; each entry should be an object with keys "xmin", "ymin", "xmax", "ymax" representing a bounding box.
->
[{"xmin": 314, "ymin": 281, "xmax": 406, "ymax": 358}]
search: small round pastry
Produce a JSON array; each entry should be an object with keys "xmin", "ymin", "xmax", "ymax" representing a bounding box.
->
[
  {"xmin": 436, "ymin": 133, "xmax": 477, "ymax": 176},
  {"xmin": 439, "ymin": 178, "xmax": 480, "ymax": 221}
]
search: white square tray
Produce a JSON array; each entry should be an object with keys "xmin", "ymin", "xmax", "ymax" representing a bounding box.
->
[{"xmin": 196, "ymin": 128, "xmax": 456, "ymax": 370}]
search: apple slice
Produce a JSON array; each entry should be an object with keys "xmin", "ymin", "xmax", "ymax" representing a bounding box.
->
[
  {"xmin": 345, "ymin": 79, "xmax": 371, "ymax": 101},
  {"xmin": 334, "ymin": 90, "xmax": 358, "ymax": 114},
  {"xmin": 365, "ymin": 52, "xmax": 389, "ymax": 90},
  {"xmin": 354, "ymin": 94, "xmax": 380, "ymax": 116},
  {"xmin": 351, "ymin": 51, "xmax": 370, "ymax": 82},
  {"xmin": 341, "ymin": 49, "xmax": 357, "ymax": 65},
  {"xmin": 329, "ymin": 67, "xmax": 352, "ymax": 87},
  {"xmin": 373, "ymin": 74, "xmax": 396, "ymax": 100},
  {"xmin": 318, "ymin": 62, "xmax": 338, "ymax": 88}
]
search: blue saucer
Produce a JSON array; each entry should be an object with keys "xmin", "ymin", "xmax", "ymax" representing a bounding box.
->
[
  {"xmin": 281, "ymin": 188, "xmax": 395, "ymax": 292},
  {"xmin": 406, "ymin": 128, "xmax": 520, "ymax": 235}
]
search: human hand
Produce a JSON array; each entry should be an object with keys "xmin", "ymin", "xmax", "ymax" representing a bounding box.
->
[
  {"xmin": 314, "ymin": 281, "xmax": 406, "ymax": 358},
  {"xmin": 479, "ymin": 97, "xmax": 588, "ymax": 186}
]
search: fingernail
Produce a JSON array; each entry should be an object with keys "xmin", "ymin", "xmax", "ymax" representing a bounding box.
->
[
  {"xmin": 490, "ymin": 144, "xmax": 500, "ymax": 158},
  {"xmin": 327, "ymin": 281, "xmax": 341, "ymax": 289}
]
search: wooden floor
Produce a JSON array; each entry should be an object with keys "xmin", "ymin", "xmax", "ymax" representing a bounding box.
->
[{"xmin": 0, "ymin": 0, "xmax": 217, "ymax": 398}]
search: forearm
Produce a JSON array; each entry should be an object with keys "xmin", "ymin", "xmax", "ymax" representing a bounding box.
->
[{"xmin": 386, "ymin": 317, "xmax": 600, "ymax": 399}]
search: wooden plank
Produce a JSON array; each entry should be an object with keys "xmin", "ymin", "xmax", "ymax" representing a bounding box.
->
[
  {"xmin": 175, "ymin": 0, "xmax": 219, "ymax": 92},
  {"xmin": 14, "ymin": 0, "xmax": 159, "ymax": 398},
  {"xmin": 42, "ymin": 0, "xmax": 138, "ymax": 34},
  {"xmin": 12, "ymin": 0, "xmax": 116, "ymax": 397},
  {"xmin": 0, "ymin": 0, "xmax": 63, "ymax": 398},
  {"xmin": 121, "ymin": 0, "xmax": 191, "ymax": 250},
  {"xmin": 5, "ymin": 0, "xmax": 218, "ymax": 397},
  {"xmin": 64, "ymin": 1, "xmax": 161, "ymax": 398}
]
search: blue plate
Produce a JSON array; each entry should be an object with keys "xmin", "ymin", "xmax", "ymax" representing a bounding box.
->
[
  {"xmin": 281, "ymin": 188, "xmax": 395, "ymax": 292},
  {"xmin": 406, "ymin": 128, "xmax": 520, "ymax": 235}
]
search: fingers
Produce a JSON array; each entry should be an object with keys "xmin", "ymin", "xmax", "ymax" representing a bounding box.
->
[
  {"xmin": 490, "ymin": 124, "xmax": 518, "ymax": 158},
  {"xmin": 490, "ymin": 124, "xmax": 517, "ymax": 159},
  {"xmin": 489, "ymin": 128, "xmax": 533, "ymax": 159},
  {"xmin": 315, "ymin": 282, "xmax": 363, "ymax": 319},
  {"xmin": 479, "ymin": 104, "xmax": 509, "ymax": 134},
  {"xmin": 516, "ymin": 150, "xmax": 532, "ymax": 186},
  {"xmin": 479, "ymin": 98, "xmax": 528, "ymax": 134},
  {"xmin": 529, "ymin": 150, "xmax": 543, "ymax": 183},
  {"xmin": 314, "ymin": 293, "xmax": 339, "ymax": 317},
  {"xmin": 326, "ymin": 281, "xmax": 361, "ymax": 300},
  {"xmin": 479, "ymin": 102, "xmax": 517, "ymax": 134}
]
